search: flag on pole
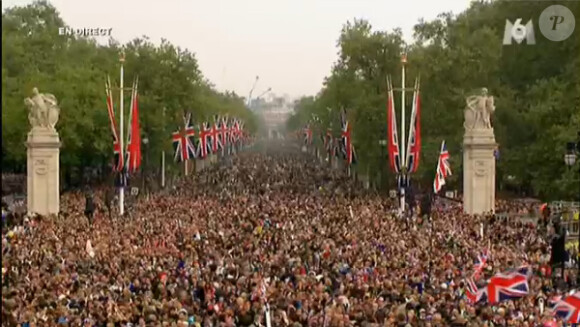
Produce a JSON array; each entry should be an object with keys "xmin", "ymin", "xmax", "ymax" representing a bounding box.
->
[
  {"xmin": 172, "ymin": 112, "xmax": 197, "ymax": 162},
  {"xmin": 198, "ymin": 122, "xmax": 212, "ymax": 159},
  {"xmin": 303, "ymin": 124, "xmax": 313, "ymax": 145},
  {"xmin": 405, "ymin": 77, "xmax": 421, "ymax": 173},
  {"xmin": 387, "ymin": 77, "xmax": 401, "ymax": 173},
  {"xmin": 105, "ymin": 76, "xmax": 124, "ymax": 172},
  {"xmin": 219, "ymin": 116, "xmax": 229, "ymax": 155},
  {"xmin": 125, "ymin": 77, "xmax": 141, "ymax": 174},
  {"xmin": 210, "ymin": 115, "xmax": 222, "ymax": 154},
  {"xmin": 433, "ymin": 140, "xmax": 451, "ymax": 194},
  {"xmin": 340, "ymin": 109, "xmax": 356, "ymax": 165}
]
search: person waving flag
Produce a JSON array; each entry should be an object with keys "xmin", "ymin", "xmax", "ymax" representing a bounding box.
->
[{"xmin": 433, "ymin": 140, "xmax": 451, "ymax": 194}]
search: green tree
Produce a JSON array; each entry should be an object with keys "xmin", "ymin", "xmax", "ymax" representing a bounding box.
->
[
  {"xmin": 288, "ymin": 0, "xmax": 580, "ymax": 199},
  {"xmin": 2, "ymin": 1, "xmax": 257, "ymax": 185}
]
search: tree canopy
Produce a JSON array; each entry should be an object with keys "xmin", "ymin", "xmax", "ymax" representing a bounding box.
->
[
  {"xmin": 2, "ymin": 1, "xmax": 257, "ymax": 182},
  {"xmin": 287, "ymin": 1, "xmax": 580, "ymax": 200}
]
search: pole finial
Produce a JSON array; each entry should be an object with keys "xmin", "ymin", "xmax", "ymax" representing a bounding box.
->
[
  {"xmin": 120, "ymin": 49, "xmax": 126, "ymax": 63},
  {"xmin": 401, "ymin": 53, "xmax": 407, "ymax": 64}
]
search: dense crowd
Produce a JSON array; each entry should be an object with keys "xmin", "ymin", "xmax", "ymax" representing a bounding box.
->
[{"xmin": 1, "ymin": 142, "xmax": 575, "ymax": 326}]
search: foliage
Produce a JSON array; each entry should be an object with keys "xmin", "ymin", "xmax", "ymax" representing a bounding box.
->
[
  {"xmin": 288, "ymin": 1, "xmax": 580, "ymax": 200},
  {"xmin": 2, "ymin": 1, "xmax": 257, "ymax": 180}
]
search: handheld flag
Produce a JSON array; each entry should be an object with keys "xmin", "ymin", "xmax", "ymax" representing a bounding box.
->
[
  {"xmin": 552, "ymin": 292, "xmax": 580, "ymax": 323},
  {"xmin": 433, "ymin": 140, "xmax": 451, "ymax": 194}
]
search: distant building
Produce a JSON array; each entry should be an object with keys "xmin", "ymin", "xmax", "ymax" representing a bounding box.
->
[{"xmin": 253, "ymin": 94, "xmax": 294, "ymax": 139}]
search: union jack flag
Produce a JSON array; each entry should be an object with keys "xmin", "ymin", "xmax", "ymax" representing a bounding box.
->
[
  {"xmin": 303, "ymin": 124, "xmax": 313, "ymax": 145},
  {"xmin": 210, "ymin": 116, "xmax": 223, "ymax": 154},
  {"xmin": 405, "ymin": 77, "xmax": 421, "ymax": 173},
  {"xmin": 552, "ymin": 292, "xmax": 580, "ymax": 323},
  {"xmin": 172, "ymin": 112, "xmax": 197, "ymax": 162},
  {"xmin": 475, "ymin": 266, "xmax": 532, "ymax": 305},
  {"xmin": 433, "ymin": 140, "xmax": 451, "ymax": 194},
  {"xmin": 340, "ymin": 109, "xmax": 356, "ymax": 165},
  {"xmin": 472, "ymin": 248, "xmax": 489, "ymax": 280},
  {"xmin": 230, "ymin": 119, "xmax": 239, "ymax": 144},
  {"xmin": 387, "ymin": 77, "xmax": 401, "ymax": 173},
  {"xmin": 237, "ymin": 121, "xmax": 245, "ymax": 151},
  {"xmin": 465, "ymin": 277, "xmax": 480, "ymax": 304},
  {"xmin": 105, "ymin": 76, "xmax": 123, "ymax": 172},
  {"xmin": 218, "ymin": 116, "xmax": 229, "ymax": 154},
  {"xmin": 198, "ymin": 122, "xmax": 213, "ymax": 159},
  {"xmin": 324, "ymin": 128, "xmax": 333, "ymax": 154}
]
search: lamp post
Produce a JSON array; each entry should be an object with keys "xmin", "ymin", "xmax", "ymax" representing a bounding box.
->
[
  {"xmin": 257, "ymin": 87, "xmax": 272, "ymax": 100},
  {"xmin": 564, "ymin": 131, "xmax": 580, "ymax": 285},
  {"xmin": 247, "ymin": 75, "xmax": 259, "ymax": 108}
]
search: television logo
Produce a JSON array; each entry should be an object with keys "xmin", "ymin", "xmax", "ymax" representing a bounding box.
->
[
  {"xmin": 503, "ymin": 5, "xmax": 575, "ymax": 45},
  {"xmin": 503, "ymin": 19, "xmax": 535, "ymax": 45}
]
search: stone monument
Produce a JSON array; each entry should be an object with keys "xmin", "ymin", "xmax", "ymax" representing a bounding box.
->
[
  {"xmin": 24, "ymin": 87, "xmax": 61, "ymax": 216},
  {"xmin": 463, "ymin": 88, "xmax": 497, "ymax": 215}
]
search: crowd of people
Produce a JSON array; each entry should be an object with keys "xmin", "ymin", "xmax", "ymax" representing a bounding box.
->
[{"xmin": 1, "ymin": 141, "xmax": 576, "ymax": 326}]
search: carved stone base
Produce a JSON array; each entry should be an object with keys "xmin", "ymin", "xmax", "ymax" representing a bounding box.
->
[
  {"xmin": 26, "ymin": 127, "xmax": 61, "ymax": 216},
  {"xmin": 463, "ymin": 128, "xmax": 496, "ymax": 215}
]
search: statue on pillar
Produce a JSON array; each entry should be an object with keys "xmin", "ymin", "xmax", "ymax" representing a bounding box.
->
[
  {"xmin": 464, "ymin": 88, "xmax": 495, "ymax": 130},
  {"xmin": 24, "ymin": 87, "xmax": 60, "ymax": 130}
]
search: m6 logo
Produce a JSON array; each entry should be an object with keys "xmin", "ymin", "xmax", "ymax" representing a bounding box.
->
[
  {"xmin": 503, "ymin": 18, "xmax": 535, "ymax": 45},
  {"xmin": 503, "ymin": 5, "xmax": 576, "ymax": 45}
]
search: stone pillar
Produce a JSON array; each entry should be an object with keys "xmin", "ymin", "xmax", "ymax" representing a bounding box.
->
[
  {"xmin": 26, "ymin": 128, "xmax": 61, "ymax": 216},
  {"xmin": 463, "ymin": 128, "xmax": 496, "ymax": 215}
]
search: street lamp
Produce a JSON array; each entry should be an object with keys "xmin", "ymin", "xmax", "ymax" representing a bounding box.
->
[
  {"xmin": 248, "ymin": 76, "xmax": 260, "ymax": 108},
  {"xmin": 258, "ymin": 87, "xmax": 272, "ymax": 99},
  {"xmin": 564, "ymin": 131, "xmax": 580, "ymax": 285}
]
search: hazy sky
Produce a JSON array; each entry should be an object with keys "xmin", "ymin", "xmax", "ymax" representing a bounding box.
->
[{"xmin": 3, "ymin": 0, "xmax": 471, "ymax": 99}]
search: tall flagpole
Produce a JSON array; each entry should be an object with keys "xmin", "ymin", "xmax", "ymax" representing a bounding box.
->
[
  {"xmin": 400, "ymin": 53, "xmax": 407, "ymax": 214},
  {"xmin": 161, "ymin": 107, "xmax": 166, "ymax": 188},
  {"xmin": 119, "ymin": 51, "xmax": 125, "ymax": 216}
]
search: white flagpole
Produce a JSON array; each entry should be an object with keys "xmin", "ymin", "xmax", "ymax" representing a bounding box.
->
[
  {"xmin": 161, "ymin": 151, "xmax": 165, "ymax": 187},
  {"xmin": 400, "ymin": 54, "xmax": 407, "ymax": 214},
  {"xmin": 265, "ymin": 303, "xmax": 272, "ymax": 327},
  {"xmin": 119, "ymin": 51, "xmax": 125, "ymax": 216},
  {"xmin": 405, "ymin": 78, "xmax": 418, "ymax": 169},
  {"xmin": 401, "ymin": 54, "xmax": 407, "ymax": 169},
  {"xmin": 161, "ymin": 107, "xmax": 166, "ymax": 188},
  {"xmin": 185, "ymin": 159, "xmax": 188, "ymax": 176}
]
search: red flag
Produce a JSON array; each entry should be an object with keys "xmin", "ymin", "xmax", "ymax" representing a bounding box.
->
[{"xmin": 125, "ymin": 77, "xmax": 141, "ymax": 173}]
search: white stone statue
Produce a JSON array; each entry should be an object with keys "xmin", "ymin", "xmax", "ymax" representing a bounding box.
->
[
  {"xmin": 24, "ymin": 87, "xmax": 60, "ymax": 130},
  {"xmin": 464, "ymin": 88, "xmax": 495, "ymax": 130}
]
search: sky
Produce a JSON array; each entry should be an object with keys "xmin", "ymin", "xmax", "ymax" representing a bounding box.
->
[{"xmin": 3, "ymin": 0, "xmax": 471, "ymax": 99}]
